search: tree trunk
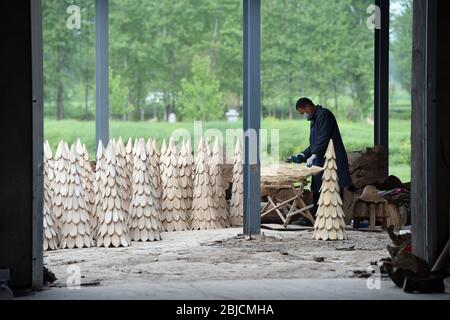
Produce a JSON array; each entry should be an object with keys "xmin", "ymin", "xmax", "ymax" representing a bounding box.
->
[
  {"xmin": 56, "ymin": 49, "xmax": 65, "ymax": 120},
  {"xmin": 333, "ymin": 78, "xmax": 339, "ymax": 110},
  {"xmin": 56, "ymin": 82, "xmax": 64, "ymax": 120},
  {"xmin": 287, "ymin": 63, "xmax": 293, "ymax": 120},
  {"xmin": 210, "ymin": 16, "xmax": 219, "ymax": 67},
  {"xmin": 84, "ymin": 83, "xmax": 89, "ymax": 119}
]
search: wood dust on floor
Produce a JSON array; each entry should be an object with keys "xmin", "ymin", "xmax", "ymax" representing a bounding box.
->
[{"xmin": 44, "ymin": 228, "xmax": 391, "ymax": 287}]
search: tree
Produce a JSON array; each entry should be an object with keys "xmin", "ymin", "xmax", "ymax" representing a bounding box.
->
[
  {"xmin": 109, "ymin": 69, "xmax": 133, "ymax": 119},
  {"xmin": 178, "ymin": 55, "xmax": 224, "ymax": 121},
  {"xmin": 391, "ymin": 0, "xmax": 413, "ymax": 94}
]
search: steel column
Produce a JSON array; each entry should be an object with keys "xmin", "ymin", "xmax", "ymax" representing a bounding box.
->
[
  {"xmin": 374, "ymin": 0, "xmax": 389, "ymax": 175},
  {"xmin": 243, "ymin": 0, "xmax": 261, "ymax": 235},
  {"xmin": 31, "ymin": 0, "xmax": 44, "ymax": 290},
  {"xmin": 95, "ymin": 0, "xmax": 109, "ymax": 150}
]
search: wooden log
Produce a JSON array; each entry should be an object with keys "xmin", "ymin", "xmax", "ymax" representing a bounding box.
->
[
  {"xmin": 347, "ymin": 145, "xmax": 388, "ymax": 189},
  {"xmin": 260, "ymin": 164, "xmax": 323, "ymax": 186}
]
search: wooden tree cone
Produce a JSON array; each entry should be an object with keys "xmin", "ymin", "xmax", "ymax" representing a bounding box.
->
[
  {"xmin": 160, "ymin": 138, "xmax": 190, "ymax": 232},
  {"xmin": 125, "ymin": 137, "xmax": 134, "ymax": 167},
  {"xmin": 210, "ymin": 137, "xmax": 231, "ymax": 228},
  {"xmin": 152, "ymin": 138, "xmax": 163, "ymax": 200},
  {"xmin": 160, "ymin": 139, "xmax": 167, "ymax": 172},
  {"xmin": 178, "ymin": 138, "xmax": 194, "ymax": 222},
  {"xmin": 75, "ymin": 139, "xmax": 95, "ymax": 222},
  {"xmin": 92, "ymin": 140, "xmax": 107, "ymax": 238},
  {"xmin": 51, "ymin": 140, "xmax": 70, "ymax": 231},
  {"xmin": 82, "ymin": 143, "xmax": 95, "ymax": 216},
  {"xmin": 313, "ymin": 139, "xmax": 347, "ymax": 241},
  {"xmin": 60, "ymin": 144, "xmax": 93, "ymax": 249},
  {"xmin": 43, "ymin": 141, "xmax": 59, "ymax": 250},
  {"xmin": 229, "ymin": 139, "xmax": 244, "ymax": 226},
  {"xmin": 190, "ymin": 137, "xmax": 223, "ymax": 230},
  {"xmin": 116, "ymin": 137, "xmax": 132, "ymax": 223},
  {"xmin": 96, "ymin": 142, "xmax": 131, "ymax": 247},
  {"xmin": 129, "ymin": 139, "xmax": 162, "ymax": 241},
  {"xmin": 147, "ymin": 139, "xmax": 163, "ymax": 219}
]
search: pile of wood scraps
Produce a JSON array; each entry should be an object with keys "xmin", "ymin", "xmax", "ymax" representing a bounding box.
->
[{"xmin": 343, "ymin": 145, "xmax": 411, "ymax": 231}]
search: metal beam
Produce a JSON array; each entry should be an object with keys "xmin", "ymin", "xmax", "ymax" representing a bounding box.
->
[
  {"xmin": 0, "ymin": 0, "xmax": 39, "ymax": 290},
  {"xmin": 243, "ymin": 0, "xmax": 261, "ymax": 235},
  {"xmin": 31, "ymin": 0, "xmax": 44, "ymax": 290},
  {"xmin": 95, "ymin": 0, "xmax": 109, "ymax": 150},
  {"xmin": 374, "ymin": 0, "xmax": 389, "ymax": 175},
  {"xmin": 411, "ymin": 0, "xmax": 438, "ymax": 264}
]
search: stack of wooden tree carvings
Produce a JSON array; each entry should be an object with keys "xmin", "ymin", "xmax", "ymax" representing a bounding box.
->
[{"xmin": 43, "ymin": 136, "xmax": 244, "ymax": 250}]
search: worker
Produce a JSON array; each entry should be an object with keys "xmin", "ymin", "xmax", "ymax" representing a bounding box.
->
[{"xmin": 287, "ymin": 97, "xmax": 352, "ymax": 226}]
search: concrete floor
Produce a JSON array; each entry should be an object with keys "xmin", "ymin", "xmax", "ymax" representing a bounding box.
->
[
  {"xmin": 21, "ymin": 279, "xmax": 450, "ymax": 300},
  {"xmin": 21, "ymin": 228, "xmax": 450, "ymax": 300}
]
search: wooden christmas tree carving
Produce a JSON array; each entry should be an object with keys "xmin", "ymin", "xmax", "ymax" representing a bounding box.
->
[
  {"xmin": 229, "ymin": 139, "xmax": 244, "ymax": 227},
  {"xmin": 52, "ymin": 140, "xmax": 70, "ymax": 230},
  {"xmin": 125, "ymin": 137, "xmax": 134, "ymax": 167},
  {"xmin": 160, "ymin": 139, "xmax": 167, "ymax": 173},
  {"xmin": 96, "ymin": 142, "xmax": 131, "ymax": 247},
  {"xmin": 178, "ymin": 138, "xmax": 193, "ymax": 220},
  {"xmin": 313, "ymin": 139, "xmax": 347, "ymax": 241},
  {"xmin": 206, "ymin": 137, "xmax": 213, "ymax": 158},
  {"xmin": 129, "ymin": 139, "xmax": 162, "ymax": 241},
  {"xmin": 147, "ymin": 139, "xmax": 163, "ymax": 210},
  {"xmin": 43, "ymin": 141, "xmax": 59, "ymax": 250},
  {"xmin": 151, "ymin": 138, "xmax": 163, "ymax": 201},
  {"xmin": 92, "ymin": 141, "xmax": 107, "ymax": 237},
  {"xmin": 116, "ymin": 137, "xmax": 132, "ymax": 223},
  {"xmin": 60, "ymin": 144, "xmax": 93, "ymax": 249},
  {"xmin": 75, "ymin": 139, "xmax": 94, "ymax": 219},
  {"xmin": 160, "ymin": 138, "xmax": 189, "ymax": 231},
  {"xmin": 210, "ymin": 137, "xmax": 231, "ymax": 228},
  {"xmin": 191, "ymin": 137, "xmax": 222, "ymax": 230},
  {"xmin": 82, "ymin": 143, "xmax": 95, "ymax": 218}
]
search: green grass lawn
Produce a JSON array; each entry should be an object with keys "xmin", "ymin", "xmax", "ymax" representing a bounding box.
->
[{"xmin": 45, "ymin": 118, "xmax": 411, "ymax": 182}]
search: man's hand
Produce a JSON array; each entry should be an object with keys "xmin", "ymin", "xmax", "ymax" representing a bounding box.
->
[
  {"xmin": 306, "ymin": 154, "xmax": 317, "ymax": 167},
  {"xmin": 286, "ymin": 153, "xmax": 306, "ymax": 164}
]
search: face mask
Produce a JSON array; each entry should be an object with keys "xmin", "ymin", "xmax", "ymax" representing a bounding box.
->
[{"xmin": 303, "ymin": 112, "xmax": 311, "ymax": 120}]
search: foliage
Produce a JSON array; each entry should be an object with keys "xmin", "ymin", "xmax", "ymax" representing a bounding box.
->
[
  {"xmin": 178, "ymin": 55, "xmax": 224, "ymax": 121},
  {"xmin": 42, "ymin": 0, "xmax": 412, "ymax": 121},
  {"xmin": 391, "ymin": 0, "xmax": 413, "ymax": 94},
  {"xmin": 109, "ymin": 69, "xmax": 133, "ymax": 118}
]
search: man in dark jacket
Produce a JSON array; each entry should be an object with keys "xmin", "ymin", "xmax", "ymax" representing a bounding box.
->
[{"xmin": 287, "ymin": 97, "xmax": 352, "ymax": 225}]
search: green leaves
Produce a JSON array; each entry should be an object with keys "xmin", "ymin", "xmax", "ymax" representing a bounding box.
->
[
  {"xmin": 43, "ymin": 0, "xmax": 410, "ymax": 122},
  {"xmin": 178, "ymin": 55, "xmax": 223, "ymax": 121}
]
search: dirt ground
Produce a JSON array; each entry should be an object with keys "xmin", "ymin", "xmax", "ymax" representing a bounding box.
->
[{"xmin": 44, "ymin": 228, "xmax": 392, "ymax": 288}]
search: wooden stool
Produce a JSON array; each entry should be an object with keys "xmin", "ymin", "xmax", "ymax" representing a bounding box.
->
[{"xmin": 260, "ymin": 182, "xmax": 315, "ymax": 228}]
